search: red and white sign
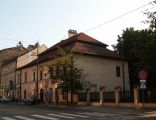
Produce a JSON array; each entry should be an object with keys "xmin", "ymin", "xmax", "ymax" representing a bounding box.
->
[{"xmin": 138, "ymin": 70, "xmax": 148, "ymax": 80}]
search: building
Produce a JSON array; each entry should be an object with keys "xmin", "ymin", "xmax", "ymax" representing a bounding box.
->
[
  {"xmin": 17, "ymin": 30, "xmax": 130, "ymax": 103},
  {"xmin": 0, "ymin": 42, "xmax": 28, "ymax": 96},
  {"xmin": 0, "ymin": 44, "xmax": 47, "ymax": 98},
  {"xmin": 16, "ymin": 44, "xmax": 47, "ymax": 100}
]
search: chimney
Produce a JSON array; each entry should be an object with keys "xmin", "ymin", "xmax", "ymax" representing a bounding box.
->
[
  {"xmin": 68, "ymin": 29, "xmax": 77, "ymax": 38},
  {"xmin": 27, "ymin": 45, "xmax": 35, "ymax": 51},
  {"xmin": 17, "ymin": 41, "xmax": 24, "ymax": 51}
]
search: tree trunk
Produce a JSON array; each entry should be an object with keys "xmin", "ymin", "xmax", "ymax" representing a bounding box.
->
[
  {"xmin": 71, "ymin": 89, "xmax": 73, "ymax": 104},
  {"xmin": 67, "ymin": 90, "xmax": 68, "ymax": 104}
]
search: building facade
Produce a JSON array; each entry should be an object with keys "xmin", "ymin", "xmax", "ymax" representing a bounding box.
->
[
  {"xmin": 17, "ymin": 31, "xmax": 130, "ymax": 103},
  {"xmin": 15, "ymin": 44, "xmax": 48, "ymax": 100},
  {"xmin": 0, "ymin": 57, "xmax": 17, "ymax": 97},
  {"xmin": 0, "ymin": 44, "xmax": 47, "ymax": 98},
  {"xmin": 0, "ymin": 43, "xmax": 27, "ymax": 96}
]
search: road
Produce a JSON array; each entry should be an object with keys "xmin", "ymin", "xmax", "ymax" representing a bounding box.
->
[{"xmin": 0, "ymin": 103, "xmax": 156, "ymax": 120}]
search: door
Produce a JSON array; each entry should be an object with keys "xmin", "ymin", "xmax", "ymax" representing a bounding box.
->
[{"xmin": 40, "ymin": 89, "xmax": 44, "ymax": 103}]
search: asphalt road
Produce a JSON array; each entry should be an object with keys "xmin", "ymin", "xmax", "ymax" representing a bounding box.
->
[{"xmin": 0, "ymin": 102, "xmax": 156, "ymax": 120}]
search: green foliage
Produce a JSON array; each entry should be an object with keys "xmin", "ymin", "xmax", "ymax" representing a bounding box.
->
[
  {"xmin": 113, "ymin": 9, "xmax": 156, "ymax": 91},
  {"xmin": 49, "ymin": 47, "xmax": 88, "ymax": 103}
]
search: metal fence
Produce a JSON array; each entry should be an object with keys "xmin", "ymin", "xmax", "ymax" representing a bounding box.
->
[
  {"xmin": 139, "ymin": 90, "xmax": 156, "ymax": 103},
  {"xmin": 120, "ymin": 91, "xmax": 134, "ymax": 102},
  {"xmin": 78, "ymin": 92, "xmax": 87, "ymax": 102},
  {"xmin": 90, "ymin": 92, "xmax": 100, "ymax": 102},
  {"xmin": 103, "ymin": 91, "xmax": 115, "ymax": 102}
]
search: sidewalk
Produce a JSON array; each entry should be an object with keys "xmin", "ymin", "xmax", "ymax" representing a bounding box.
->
[{"xmin": 32, "ymin": 102, "xmax": 141, "ymax": 112}]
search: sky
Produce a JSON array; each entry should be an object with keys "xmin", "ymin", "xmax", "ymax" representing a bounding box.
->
[{"xmin": 0, "ymin": 0, "xmax": 155, "ymax": 50}]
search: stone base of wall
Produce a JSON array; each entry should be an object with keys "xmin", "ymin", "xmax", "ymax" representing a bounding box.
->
[
  {"xmin": 78, "ymin": 102, "xmax": 156, "ymax": 108},
  {"xmin": 138, "ymin": 103, "xmax": 156, "ymax": 109}
]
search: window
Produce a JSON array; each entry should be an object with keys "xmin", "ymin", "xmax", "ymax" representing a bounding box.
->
[
  {"xmin": 17, "ymin": 74, "xmax": 20, "ymax": 84},
  {"xmin": 48, "ymin": 88, "xmax": 53, "ymax": 99},
  {"xmin": 50, "ymin": 67, "xmax": 54, "ymax": 79},
  {"xmin": 116, "ymin": 66, "xmax": 121, "ymax": 77},
  {"xmin": 24, "ymin": 90, "xmax": 26, "ymax": 99},
  {"xmin": 33, "ymin": 72, "xmax": 36, "ymax": 81},
  {"xmin": 40, "ymin": 70, "xmax": 43, "ymax": 80},
  {"xmin": 62, "ymin": 92, "xmax": 67, "ymax": 100},
  {"xmin": 56, "ymin": 65, "xmax": 60, "ymax": 77},
  {"xmin": 24, "ymin": 72, "xmax": 27, "ymax": 83}
]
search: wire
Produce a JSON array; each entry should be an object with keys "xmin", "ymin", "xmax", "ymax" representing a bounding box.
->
[
  {"xmin": 0, "ymin": 37, "xmax": 18, "ymax": 42},
  {"xmin": 84, "ymin": 0, "xmax": 156, "ymax": 33}
]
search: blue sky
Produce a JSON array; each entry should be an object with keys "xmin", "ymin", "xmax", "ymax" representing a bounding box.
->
[{"xmin": 0, "ymin": 0, "xmax": 154, "ymax": 50}]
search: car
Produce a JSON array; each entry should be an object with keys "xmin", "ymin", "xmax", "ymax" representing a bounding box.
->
[
  {"xmin": 24, "ymin": 96, "xmax": 36, "ymax": 105},
  {"xmin": 0, "ymin": 96, "xmax": 11, "ymax": 103}
]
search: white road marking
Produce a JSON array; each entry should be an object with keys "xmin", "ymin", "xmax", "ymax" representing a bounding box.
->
[
  {"xmin": 60, "ymin": 113, "xmax": 89, "ymax": 118},
  {"xmin": 1, "ymin": 117, "xmax": 16, "ymax": 120},
  {"xmin": 77, "ymin": 112, "xmax": 105, "ymax": 116},
  {"xmin": 77, "ymin": 112, "xmax": 110, "ymax": 116},
  {"xmin": 15, "ymin": 116, "xmax": 35, "ymax": 120},
  {"xmin": 32, "ymin": 115, "xmax": 59, "ymax": 120},
  {"xmin": 48, "ymin": 113, "xmax": 75, "ymax": 119}
]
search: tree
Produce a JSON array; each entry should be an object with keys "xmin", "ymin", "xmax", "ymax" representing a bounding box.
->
[
  {"xmin": 113, "ymin": 7, "xmax": 156, "ymax": 92},
  {"xmin": 49, "ymin": 47, "xmax": 88, "ymax": 104}
]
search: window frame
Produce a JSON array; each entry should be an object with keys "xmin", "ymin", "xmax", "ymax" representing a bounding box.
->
[{"xmin": 116, "ymin": 66, "xmax": 121, "ymax": 77}]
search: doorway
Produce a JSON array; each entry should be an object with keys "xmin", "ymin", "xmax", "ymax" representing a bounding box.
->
[{"xmin": 40, "ymin": 89, "xmax": 44, "ymax": 103}]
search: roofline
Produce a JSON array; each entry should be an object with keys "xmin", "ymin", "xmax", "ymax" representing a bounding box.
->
[{"xmin": 16, "ymin": 51, "xmax": 128, "ymax": 70}]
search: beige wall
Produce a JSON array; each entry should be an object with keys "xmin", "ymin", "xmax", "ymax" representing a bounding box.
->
[
  {"xmin": 17, "ymin": 44, "xmax": 47, "ymax": 69},
  {"xmin": 18, "ymin": 54, "xmax": 130, "ymax": 102},
  {"xmin": 18, "ymin": 60, "xmax": 53, "ymax": 100},
  {"xmin": 75, "ymin": 55, "xmax": 130, "ymax": 91},
  {"xmin": 1, "ymin": 61, "xmax": 16, "ymax": 96}
]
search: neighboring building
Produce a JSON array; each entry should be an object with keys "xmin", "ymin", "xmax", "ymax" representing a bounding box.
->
[
  {"xmin": 16, "ymin": 44, "xmax": 47, "ymax": 99},
  {"xmin": 1, "ymin": 56, "xmax": 17, "ymax": 98},
  {"xmin": 0, "ymin": 44, "xmax": 47, "ymax": 98},
  {"xmin": 0, "ymin": 42, "xmax": 27, "ymax": 96},
  {"xmin": 17, "ymin": 44, "xmax": 47, "ymax": 69},
  {"xmin": 17, "ymin": 30, "xmax": 130, "ymax": 103}
]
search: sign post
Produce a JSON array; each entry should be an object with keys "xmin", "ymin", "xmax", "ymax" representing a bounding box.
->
[{"xmin": 138, "ymin": 70, "xmax": 148, "ymax": 109}]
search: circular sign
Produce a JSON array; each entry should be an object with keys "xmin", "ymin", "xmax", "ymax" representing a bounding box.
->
[{"xmin": 138, "ymin": 70, "xmax": 148, "ymax": 80}]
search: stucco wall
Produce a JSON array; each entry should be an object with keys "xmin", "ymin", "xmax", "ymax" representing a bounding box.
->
[
  {"xmin": 1, "ymin": 61, "xmax": 16, "ymax": 96},
  {"xmin": 17, "ymin": 44, "xmax": 47, "ymax": 69},
  {"xmin": 75, "ymin": 55, "xmax": 130, "ymax": 91},
  {"xmin": 18, "ymin": 54, "xmax": 130, "ymax": 101}
]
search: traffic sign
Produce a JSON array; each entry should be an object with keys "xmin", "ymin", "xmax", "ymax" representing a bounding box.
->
[
  {"xmin": 140, "ymin": 80, "xmax": 146, "ymax": 82},
  {"xmin": 138, "ymin": 70, "xmax": 148, "ymax": 80},
  {"xmin": 140, "ymin": 82, "xmax": 146, "ymax": 89}
]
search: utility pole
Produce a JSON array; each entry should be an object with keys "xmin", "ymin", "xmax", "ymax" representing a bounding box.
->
[
  {"xmin": 121, "ymin": 43, "xmax": 125, "ymax": 100},
  {"xmin": 36, "ymin": 42, "xmax": 39, "ymax": 103},
  {"xmin": 122, "ymin": 60, "xmax": 125, "ymax": 100}
]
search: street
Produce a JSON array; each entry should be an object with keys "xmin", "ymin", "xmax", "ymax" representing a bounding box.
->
[{"xmin": 0, "ymin": 103, "xmax": 156, "ymax": 120}]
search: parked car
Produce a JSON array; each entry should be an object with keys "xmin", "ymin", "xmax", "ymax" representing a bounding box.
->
[
  {"xmin": 0, "ymin": 96, "xmax": 11, "ymax": 103},
  {"xmin": 24, "ymin": 96, "xmax": 36, "ymax": 105}
]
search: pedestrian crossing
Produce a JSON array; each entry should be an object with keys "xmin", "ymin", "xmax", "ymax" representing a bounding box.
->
[
  {"xmin": 1, "ymin": 112, "xmax": 107, "ymax": 120},
  {"xmin": 0, "ymin": 112, "xmax": 136, "ymax": 120}
]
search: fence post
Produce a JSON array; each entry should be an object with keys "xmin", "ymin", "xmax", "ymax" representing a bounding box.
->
[
  {"xmin": 115, "ymin": 86, "xmax": 121, "ymax": 106},
  {"xmin": 86, "ymin": 88, "xmax": 90, "ymax": 105},
  {"xmin": 134, "ymin": 85, "xmax": 139, "ymax": 108},
  {"xmin": 53, "ymin": 87, "xmax": 56, "ymax": 104},
  {"xmin": 100, "ymin": 86, "xmax": 104, "ymax": 106}
]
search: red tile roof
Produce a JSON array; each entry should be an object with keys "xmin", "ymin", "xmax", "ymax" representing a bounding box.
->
[
  {"xmin": 71, "ymin": 42, "xmax": 121, "ymax": 59},
  {"xmin": 17, "ymin": 33, "xmax": 124, "ymax": 70}
]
